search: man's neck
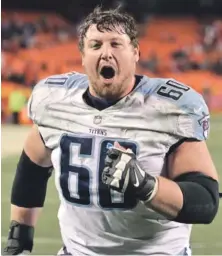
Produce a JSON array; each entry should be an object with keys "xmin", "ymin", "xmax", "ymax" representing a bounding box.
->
[
  {"xmin": 89, "ymin": 75, "xmax": 136, "ymax": 100},
  {"xmin": 84, "ymin": 75, "xmax": 143, "ymax": 111}
]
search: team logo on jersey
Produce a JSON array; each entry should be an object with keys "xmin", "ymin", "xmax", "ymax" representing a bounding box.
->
[
  {"xmin": 93, "ymin": 115, "xmax": 102, "ymax": 124},
  {"xmin": 198, "ymin": 112, "xmax": 210, "ymax": 139}
]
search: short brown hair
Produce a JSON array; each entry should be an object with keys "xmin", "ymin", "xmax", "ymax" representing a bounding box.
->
[{"xmin": 78, "ymin": 6, "xmax": 139, "ymax": 52}]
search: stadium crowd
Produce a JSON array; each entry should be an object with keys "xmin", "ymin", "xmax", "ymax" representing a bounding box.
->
[
  {"xmin": 2, "ymin": 12, "xmax": 222, "ymax": 89},
  {"xmin": 139, "ymin": 18, "xmax": 222, "ymax": 75},
  {"xmin": 1, "ymin": 12, "xmax": 75, "ymax": 88},
  {"xmin": 1, "ymin": 11, "xmax": 222, "ymax": 124}
]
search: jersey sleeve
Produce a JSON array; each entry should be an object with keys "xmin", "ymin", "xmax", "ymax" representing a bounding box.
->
[
  {"xmin": 174, "ymin": 83, "xmax": 210, "ymax": 141},
  {"xmin": 151, "ymin": 78, "xmax": 210, "ymax": 141},
  {"xmin": 27, "ymin": 72, "xmax": 77, "ymax": 124},
  {"xmin": 27, "ymin": 78, "xmax": 50, "ymax": 125}
]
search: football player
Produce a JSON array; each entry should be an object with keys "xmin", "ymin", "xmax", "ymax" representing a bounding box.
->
[{"xmin": 3, "ymin": 6, "xmax": 220, "ymax": 256}]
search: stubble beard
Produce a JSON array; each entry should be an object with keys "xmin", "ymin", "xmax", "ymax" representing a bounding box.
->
[
  {"xmin": 91, "ymin": 80, "xmax": 126, "ymax": 101},
  {"xmin": 89, "ymin": 70, "xmax": 135, "ymax": 101}
]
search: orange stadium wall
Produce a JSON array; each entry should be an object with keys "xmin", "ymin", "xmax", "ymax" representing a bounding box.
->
[{"xmin": 1, "ymin": 12, "xmax": 222, "ymax": 124}]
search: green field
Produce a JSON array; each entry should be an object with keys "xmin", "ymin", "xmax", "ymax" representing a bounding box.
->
[{"xmin": 1, "ymin": 116, "xmax": 222, "ymax": 255}]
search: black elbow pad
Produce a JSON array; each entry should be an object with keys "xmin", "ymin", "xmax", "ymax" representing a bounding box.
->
[
  {"xmin": 11, "ymin": 150, "xmax": 53, "ymax": 208},
  {"xmin": 173, "ymin": 172, "xmax": 219, "ymax": 224}
]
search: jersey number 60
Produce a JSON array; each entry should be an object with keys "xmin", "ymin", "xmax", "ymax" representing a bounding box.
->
[{"xmin": 59, "ymin": 134, "xmax": 138, "ymax": 210}]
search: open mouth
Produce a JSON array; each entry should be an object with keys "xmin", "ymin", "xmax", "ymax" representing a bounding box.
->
[{"xmin": 100, "ymin": 66, "xmax": 115, "ymax": 79}]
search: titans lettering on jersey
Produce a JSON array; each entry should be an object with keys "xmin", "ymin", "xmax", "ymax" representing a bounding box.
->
[{"xmin": 28, "ymin": 72, "xmax": 207, "ymax": 255}]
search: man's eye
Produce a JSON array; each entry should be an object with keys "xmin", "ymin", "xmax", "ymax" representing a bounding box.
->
[
  {"xmin": 111, "ymin": 42, "xmax": 120, "ymax": 47},
  {"xmin": 92, "ymin": 44, "xmax": 101, "ymax": 49}
]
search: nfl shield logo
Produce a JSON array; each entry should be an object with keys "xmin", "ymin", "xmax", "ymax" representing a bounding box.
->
[{"xmin": 93, "ymin": 115, "xmax": 102, "ymax": 124}]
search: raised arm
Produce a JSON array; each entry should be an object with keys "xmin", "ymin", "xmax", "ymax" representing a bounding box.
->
[{"xmin": 148, "ymin": 139, "xmax": 219, "ymax": 223}]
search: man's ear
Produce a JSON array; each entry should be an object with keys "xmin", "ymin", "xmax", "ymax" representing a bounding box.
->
[
  {"xmin": 134, "ymin": 46, "xmax": 140, "ymax": 62},
  {"xmin": 81, "ymin": 52, "xmax": 85, "ymax": 66}
]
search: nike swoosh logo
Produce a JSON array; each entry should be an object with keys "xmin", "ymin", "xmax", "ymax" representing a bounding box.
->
[
  {"xmin": 136, "ymin": 163, "xmax": 145, "ymax": 177},
  {"xmin": 133, "ymin": 163, "xmax": 145, "ymax": 187},
  {"xmin": 133, "ymin": 172, "xmax": 140, "ymax": 187}
]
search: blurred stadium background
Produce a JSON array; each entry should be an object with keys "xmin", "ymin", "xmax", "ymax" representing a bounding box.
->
[{"xmin": 1, "ymin": 0, "xmax": 222, "ymax": 254}]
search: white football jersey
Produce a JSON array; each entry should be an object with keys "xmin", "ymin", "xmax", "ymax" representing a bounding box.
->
[{"xmin": 28, "ymin": 72, "xmax": 209, "ymax": 255}]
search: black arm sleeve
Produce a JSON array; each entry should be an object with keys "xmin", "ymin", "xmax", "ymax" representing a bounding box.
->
[
  {"xmin": 11, "ymin": 150, "xmax": 53, "ymax": 208},
  {"xmin": 173, "ymin": 172, "xmax": 219, "ymax": 224}
]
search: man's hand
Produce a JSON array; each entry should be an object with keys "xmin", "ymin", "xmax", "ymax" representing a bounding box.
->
[
  {"xmin": 102, "ymin": 142, "xmax": 158, "ymax": 202},
  {"xmin": 3, "ymin": 221, "xmax": 34, "ymax": 255}
]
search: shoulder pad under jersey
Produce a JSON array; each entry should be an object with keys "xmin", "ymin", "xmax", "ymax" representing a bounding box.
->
[
  {"xmin": 138, "ymin": 77, "xmax": 210, "ymax": 141},
  {"xmin": 27, "ymin": 72, "xmax": 87, "ymax": 124}
]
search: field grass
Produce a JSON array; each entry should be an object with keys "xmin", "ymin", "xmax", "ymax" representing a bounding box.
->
[{"xmin": 1, "ymin": 116, "xmax": 222, "ymax": 255}]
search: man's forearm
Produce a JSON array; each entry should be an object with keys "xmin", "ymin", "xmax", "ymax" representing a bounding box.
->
[
  {"xmin": 145, "ymin": 176, "xmax": 183, "ymax": 219},
  {"xmin": 11, "ymin": 205, "xmax": 42, "ymax": 227},
  {"xmin": 145, "ymin": 173, "xmax": 219, "ymax": 224}
]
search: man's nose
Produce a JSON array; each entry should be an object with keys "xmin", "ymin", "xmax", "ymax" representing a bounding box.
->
[{"xmin": 101, "ymin": 47, "xmax": 113, "ymax": 60}]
